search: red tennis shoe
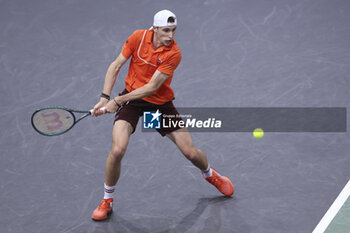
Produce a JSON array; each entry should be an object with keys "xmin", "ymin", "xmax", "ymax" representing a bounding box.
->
[
  {"xmin": 92, "ymin": 198, "xmax": 113, "ymax": 221},
  {"xmin": 203, "ymin": 168, "xmax": 234, "ymax": 196}
]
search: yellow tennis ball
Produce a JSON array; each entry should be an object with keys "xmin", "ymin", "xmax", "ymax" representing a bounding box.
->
[{"xmin": 253, "ymin": 128, "xmax": 264, "ymax": 139}]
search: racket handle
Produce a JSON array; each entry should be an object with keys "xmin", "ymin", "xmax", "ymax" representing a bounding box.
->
[{"xmin": 89, "ymin": 107, "xmax": 106, "ymax": 114}]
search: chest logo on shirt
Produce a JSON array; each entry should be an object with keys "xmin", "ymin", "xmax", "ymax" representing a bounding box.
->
[{"xmin": 157, "ymin": 58, "xmax": 162, "ymax": 64}]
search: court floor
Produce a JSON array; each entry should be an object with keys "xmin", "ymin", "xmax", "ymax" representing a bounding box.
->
[{"xmin": 1, "ymin": 0, "xmax": 350, "ymax": 232}]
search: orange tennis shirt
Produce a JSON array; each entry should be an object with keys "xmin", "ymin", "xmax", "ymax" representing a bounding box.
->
[{"xmin": 121, "ymin": 29, "xmax": 181, "ymax": 105}]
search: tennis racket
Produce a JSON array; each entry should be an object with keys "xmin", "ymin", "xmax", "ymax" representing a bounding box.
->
[{"xmin": 31, "ymin": 106, "xmax": 106, "ymax": 136}]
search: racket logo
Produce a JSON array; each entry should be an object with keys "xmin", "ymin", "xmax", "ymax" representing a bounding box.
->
[
  {"xmin": 41, "ymin": 112, "xmax": 64, "ymax": 131},
  {"xmin": 143, "ymin": 110, "xmax": 161, "ymax": 129}
]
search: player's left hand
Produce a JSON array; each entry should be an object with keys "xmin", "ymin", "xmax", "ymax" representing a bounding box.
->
[
  {"xmin": 105, "ymin": 98, "xmax": 120, "ymax": 113},
  {"xmin": 92, "ymin": 98, "xmax": 108, "ymax": 116}
]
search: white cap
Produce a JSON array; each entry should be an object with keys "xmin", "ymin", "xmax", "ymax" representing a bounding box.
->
[{"xmin": 153, "ymin": 10, "xmax": 177, "ymax": 27}]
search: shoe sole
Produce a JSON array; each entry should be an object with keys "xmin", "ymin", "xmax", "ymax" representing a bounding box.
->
[
  {"xmin": 92, "ymin": 209, "xmax": 113, "ymax": 221},
  {"xmin": 220, "ymin": 176, "xmax": 234, "ymax": 196}
]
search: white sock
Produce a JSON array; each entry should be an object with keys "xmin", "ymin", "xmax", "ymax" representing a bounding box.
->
[
  {"xmin": 104, "ymin": 183, "xmax": 115, "ymax": 199},
  {"xmin": 202, "ymin": 165, "xmax": 212, "ymax": 178}
]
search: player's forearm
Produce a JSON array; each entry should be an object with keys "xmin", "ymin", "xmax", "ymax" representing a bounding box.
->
[
  {"xmin": 102, "ymin": 62, "xmax": 121, "ymax": 96},
  {"xmin": 116, "ymin": 83, "xmax": 157, "ymax": 104},
  {"xmin": 101, "ymin": 54, "xmax": 127, "ymax": 96},
  {"xmin": 114, "ymin": 70, "xmax": 170, "ymax": 105}
]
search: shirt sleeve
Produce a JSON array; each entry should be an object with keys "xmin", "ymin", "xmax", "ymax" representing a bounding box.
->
[
  {"xmin": 157, "ymin": 52, "xmax": 182, "ymax": 75},
  {"xmin": 121, "ymin": 30, "xmax": 139, "ymax": 59}
]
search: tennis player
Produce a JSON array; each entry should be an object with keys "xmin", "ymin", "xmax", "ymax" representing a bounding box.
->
[{"xmin": 91, "ymin": 10, "xmax": 234, "ymax": 221}]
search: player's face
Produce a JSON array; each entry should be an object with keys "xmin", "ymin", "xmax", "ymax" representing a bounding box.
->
[{"xmin": 154, "ymin": 26, "xmax": 177, "ymax": 46}]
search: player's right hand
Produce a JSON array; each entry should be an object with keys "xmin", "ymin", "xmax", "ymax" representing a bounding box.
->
[{"xmin": 92, "ymin": 98, "xmax": 108, "ymax": 116}]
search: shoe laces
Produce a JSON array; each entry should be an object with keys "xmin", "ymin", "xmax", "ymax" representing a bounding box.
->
[{"xmin": 98, "ymin": 199, "xmax": 111, "ymax": 209}]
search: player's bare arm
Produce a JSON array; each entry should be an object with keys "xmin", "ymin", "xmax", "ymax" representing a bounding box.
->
[
  {"xmin": 104, "ymin": 70, "xmax": 170, "ymax": 113},
  {"xmin": 118, "ymin": 70, "xmax": 170, "ymax": 104},
  {"xmin": 92, "ymin": 53, "xmax": 128, "ymax": 116}
]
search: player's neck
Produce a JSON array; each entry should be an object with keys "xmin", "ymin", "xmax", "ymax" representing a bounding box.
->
[{"xmin": 152, "ymin": 34, "xmax": 163, "ymax": 49}]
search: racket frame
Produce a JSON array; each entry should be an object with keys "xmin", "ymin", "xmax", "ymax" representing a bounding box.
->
[{"xmin": 31, "ymin": 106, "xmax": 92, "ymax": 136}]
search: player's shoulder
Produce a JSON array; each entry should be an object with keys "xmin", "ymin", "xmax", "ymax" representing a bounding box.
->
[
  {"xmin": 132, "ymin": 29, "xmax": 146, "ymax": 35},
  {"xmin": 125, "ymin": 29, "xmax": 147, "ymax": 47},
  {"xmin": 130, "ymin": 29, "xmax": 147, "ymax": 38}
]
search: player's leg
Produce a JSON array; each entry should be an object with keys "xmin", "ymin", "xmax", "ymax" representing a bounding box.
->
[
  {"xmin": 166, "ymin": 128, "xmax": 208, "ymax": 170},
  {"xmin": 92, "ymin": 120, "xmax": 133, "ymax": 221},
  {"xmin": 166, "ymin": 129, "xmax": 234, "ymax": 196},
  {"xmin": 105, "ymin": 119, "xmax": 134, "ymax": 186}
]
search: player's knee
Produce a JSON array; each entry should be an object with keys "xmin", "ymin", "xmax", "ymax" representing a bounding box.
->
[
  {"xmin": 184, "ymin": 147, "xmax": 199, "ymax": 162},
  {"xmin": 110, "ymin": 145, "xmax": 126, "ymax": 161}
]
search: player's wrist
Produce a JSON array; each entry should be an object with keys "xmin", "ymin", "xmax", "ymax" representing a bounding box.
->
[
  {"xmin": 100, "ymin": 93, "xmax": 110, "ymax": 100},
  {"xmin": 99, "ymin": 97, "xmax": 109, "ymax": 103},
  {"xmin": 112, "ymin": 97, "xmax": 122, "ymax": 108}
]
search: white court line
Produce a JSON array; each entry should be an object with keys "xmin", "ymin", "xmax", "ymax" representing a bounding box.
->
[{"xmin": 313, "ymin": 180, "xmax": 350, "ymax": 233}]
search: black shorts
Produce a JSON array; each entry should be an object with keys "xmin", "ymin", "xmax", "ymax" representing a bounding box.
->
[{"xmin": 114, "ymin": 89, "xmax": 182, "ymax": 136}]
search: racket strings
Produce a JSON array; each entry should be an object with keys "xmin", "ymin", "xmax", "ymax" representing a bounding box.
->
[{"xmin": 32, "ymin": 108, "xmax": 75, "ymax": 135}]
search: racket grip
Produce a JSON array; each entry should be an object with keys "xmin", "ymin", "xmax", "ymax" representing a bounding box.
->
[{"xmin": 89, "ymin": 107, "xmax": 106, "ymax": 114}]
